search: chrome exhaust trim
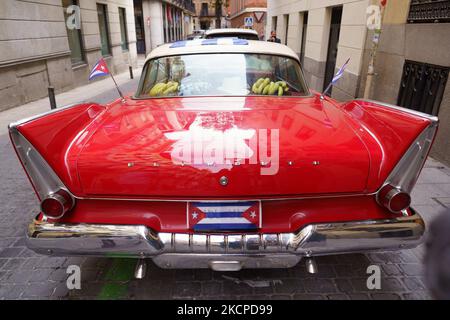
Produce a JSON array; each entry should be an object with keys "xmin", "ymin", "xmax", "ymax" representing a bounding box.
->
[
  {"xmin": 305, "ymin": 258, "xmax": 318, "ymax": 274},
  {"xmin": 26, "ymin": 209, "xmax": 425, "ymax": 269},
  {"xmin": 134, "ymin": 259, "xmax": 147, "ymax": 279}
]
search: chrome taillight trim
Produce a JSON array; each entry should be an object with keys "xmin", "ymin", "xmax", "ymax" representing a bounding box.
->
[
  {"xmin": 40, "ymin": 189, "xmax": 74, "ymax": 219},
  {"xmin": 9, "ymin": 127, "xmax": 75, "ymax": 214},
  {"xmin": 377, "ymin": 185, "xmax": 411, "ymax": 214},
  {"xmin": 381, "ymin": 120, "xmax": 438, "ymax": 195},
  {"xmin": 368, "ymin": 100, "xmax": 439, "ymax": 213}
]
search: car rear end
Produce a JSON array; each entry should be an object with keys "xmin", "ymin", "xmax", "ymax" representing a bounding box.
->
[
  {"xmin": 10, "ymin": 99, "xmax": 437, "ymax": 271},
  {"xmin": 9, "ymin": 41, "xmax": 439, "ymax": 271}
]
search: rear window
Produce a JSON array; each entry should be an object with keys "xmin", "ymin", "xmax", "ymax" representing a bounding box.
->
[{"xmin": 137, "ymin": 53, "xmax": 309, "ymax": 98}]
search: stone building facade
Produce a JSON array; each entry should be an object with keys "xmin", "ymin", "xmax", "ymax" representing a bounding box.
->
[
  {"xmin": 134, "ymin": 0, "xmax": 195, "ymax": 55},
  {"xmin": 0, "ymin": 0, "xmax": 138, "ymax": 111},
  {"xmin": 192, "ymin": 0, "xmax": 229, "ymax": 30},
  {"xmin": 266, "ymin": 0, "xmax": 450, "ymax": 166},
  {"xmin": 229, "ymin": 0, "xmax": 267, "ymax": 39}
]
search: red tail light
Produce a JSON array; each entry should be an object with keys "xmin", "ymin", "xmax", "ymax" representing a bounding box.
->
[
  {"xmin": 40, "ymin": 189, "xmax": 74, "ymax": 219},
  {"xmin": 377, "ymin": 184, "xmax": 411, "ymax": 214}
]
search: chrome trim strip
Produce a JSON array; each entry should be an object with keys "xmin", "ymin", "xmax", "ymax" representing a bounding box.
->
[
  {"xmin": 26, "ymin": 210, "xmax": 425, "ymax": 267},
  {"xmin": 8, "ymin": 101, "xmax": 101, "ymax": 130},
  {"xmin": 71, "ymin": 191, "xmax": 377, "ymax": 203},
  {"xmin": 8, "ymin": 103, "xmax": 79, "ymax": 130},
  {"xmin": 355, "ymin": 99, "xmax": 439, "ymax": 122}
]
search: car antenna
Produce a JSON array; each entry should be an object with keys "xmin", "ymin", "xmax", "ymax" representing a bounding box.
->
[{"xmin": 320, "ymin": 58, "xmax": 350, "ymax": 100}]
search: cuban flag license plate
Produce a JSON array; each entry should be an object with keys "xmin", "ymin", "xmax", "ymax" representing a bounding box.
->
[{"xmin": 188, "ymin": 201, "xmax": 261, "ymax": 231}]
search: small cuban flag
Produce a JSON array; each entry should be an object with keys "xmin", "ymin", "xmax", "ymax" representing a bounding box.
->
[
  {"xmin": 188, "ymin": 201, "xmax": 261, "ymax": 231},
  {"xmin": 331, "ymin": 58, "xmax": 350, "ymax": 85},
  {"xmin": 89, "ymin": 58, "xmax": 110, "ymax": 80}
]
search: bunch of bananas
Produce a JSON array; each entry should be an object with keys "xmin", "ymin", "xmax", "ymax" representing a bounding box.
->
[
  {"xmin": 251, "ymin": 78, "xmax": 289, "ymax": 96},
  {"xmin": 149, "ymin": 81, "xmax": 179, "ymax": 97}
]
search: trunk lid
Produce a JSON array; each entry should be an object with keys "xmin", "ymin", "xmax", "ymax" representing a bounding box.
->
[{"xmin": 76, "ymin": 96, "xmax": 370, "ymax": 198}]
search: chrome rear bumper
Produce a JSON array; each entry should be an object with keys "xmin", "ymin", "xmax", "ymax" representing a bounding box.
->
[{"xmin": 26, "ymin": 210, "xmax": 425, "ymax": 269}]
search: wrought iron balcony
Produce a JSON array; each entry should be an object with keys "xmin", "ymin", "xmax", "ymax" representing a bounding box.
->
[
  {"xmin": 171, "ymin": 0, "xmax": 195, "ymax": 15},
  {"xmin": 407, "ymin": 0, "xmax": 450, "ymax": 23},
  {"xmin": 200, "ymin": 6, "xmax": 215, "ymax": 17}
]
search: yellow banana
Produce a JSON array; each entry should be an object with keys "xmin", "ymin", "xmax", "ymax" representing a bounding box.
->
[
  {"xmin": 163, "ymin": 83, "xmax": 179, "ymax": 95},
  {"xmin": 149, "ymin": 83, "xmax": 166, "ymax": 96},
  {"xmin": 156, "ymin": 83, "xmax": 169, "ymax": 96}
]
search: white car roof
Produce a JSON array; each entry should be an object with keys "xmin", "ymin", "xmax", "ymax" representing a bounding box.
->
[
  {"xmin": 205, "ymin": 28, "xmax": 258, "ymax": 36},
  {"xmin": 145, "ymin": 39, "xmax": 299, "ymax": 62}
]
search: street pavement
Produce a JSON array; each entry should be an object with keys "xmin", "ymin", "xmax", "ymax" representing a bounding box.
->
[{"xmin": 0, "ymin": 67, "xmax": 449, "ymax": 300}]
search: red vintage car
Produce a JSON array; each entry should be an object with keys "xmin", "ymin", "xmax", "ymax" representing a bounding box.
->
[{"xmin": 10, "ymin": 39, "xmax": 438, "ymax": 273}]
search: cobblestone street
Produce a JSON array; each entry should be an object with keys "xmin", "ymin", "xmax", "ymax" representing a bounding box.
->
[{"xmin": 0, "ymin": 75, "xmax": 449, "ymax": 300}]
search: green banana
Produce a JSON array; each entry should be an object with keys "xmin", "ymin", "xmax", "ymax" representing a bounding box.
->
[
  {"xmin": 252, "ymin": 82, "xmax": 259, "ymax": 93},
  {"xmin": 256, "ymin": 78, "xmax": 270, "ymax": 94},
  {"xmin": 277, "ymin": 81, "xmax": 287, "ymax": 88},
  {"xmin": 252, "ymin": 78, "xmax": 264, "ymax": 93},
  {"xmin": 254, "ymin": 78, "xmax": 264, "ymax": 87},
  {"xmin": 262, "ymin": 82, "xmax": 271, "ymax": 95},
  {"xmin": 256, "ymin": 82, "xmax": 266, "ymax": 94},
  {"xmin": 278, "ymin": 86, "xmax": 284, "ymax": 96},
  {"xmin": 269, "ymin": 82, "xmax": 279, "ymax": 95}
]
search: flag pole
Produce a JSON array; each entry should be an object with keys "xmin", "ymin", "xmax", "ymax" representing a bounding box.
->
[
  {"xmin": 320, "ymin": 58, "xmax": 350, "ymax": 100},
  {"xmin": 321, "ymin": 82, "xmax": 333, "ymax": 100},
  {"xmin": 89, "ymin": 58, "xmax": 125, "ymax": 101},
  {"xmin": 109, "ymin": 73, "xmax": 124, "ymax": 101}
]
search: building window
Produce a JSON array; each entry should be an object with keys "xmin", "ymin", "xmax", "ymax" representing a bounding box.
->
[
  {"xmin": 272, "ymin": 16, "xmax": 277, "ymax": 32},
  {"xmin": 162, "ymin": 3, "xmax": 167, "ymax": 43},
  {"xmin": 283, "ymin": 14, "xmax": 289, "ymax": 45},
  {"xmin": 201, "ymin": 3, "xmax": 208, "ymax": 17},
  {"xmin": 397, "ymin": 60, "xmax": 449, "ymax": 116},
  {"xmin": 97, "ymin": 3, "xmax": 111, "ymax": 56},
  {"xmin": 407, "ymin": 0, "xmax": 450, "ymax": 23},
  {"xmin": 119, "ymin": 7, "xmax": 129, "ymax": 51},
  {"xmin": 300, "ymin": 11, "xmax": 308, "ymax": 66},
  {"xmin": 62, "ymin": 0, "xmax": 84, "ymax": 65}
]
